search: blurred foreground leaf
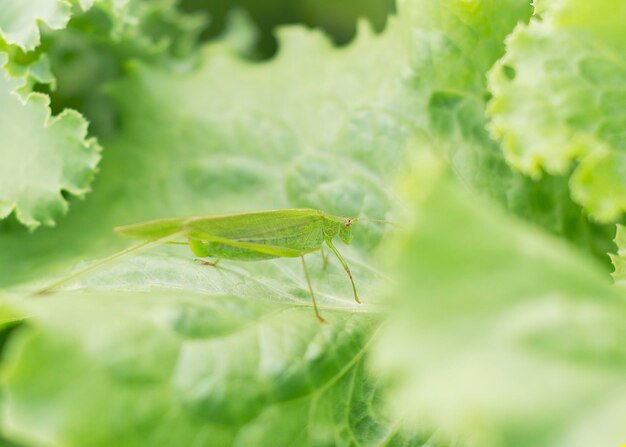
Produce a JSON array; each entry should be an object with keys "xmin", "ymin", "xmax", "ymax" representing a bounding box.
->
[{"xmin": 372, "ymin": 154, "xmax": 626, "ymax": 446}]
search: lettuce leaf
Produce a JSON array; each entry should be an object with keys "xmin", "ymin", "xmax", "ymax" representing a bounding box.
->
[
  {"xmin": 0, "ymin": 0, "xmax": 624, "ymax": 445},
  {"xmin": 397, "ymin": 0, "xmax": 613, "ymax": 262},
  {"xmin": 488, "ymin": 0, "xmax": 626, "ymax": 221},
  {"xmin": 372, "ymin": 153, "xmax": 626, "ymax": 446},
  {"xmin": 610, "ymin": 225, "xmax": 626, "ymax": 288},
  {"xmin": 0, "ymin": 3, "xmax": 421, "ymax": 445},
  {"xmin": 2, "ymin": 290, "xmax": 421, "ymax": 446},
  {"xmin": 0, "ymin": 53, "xmax": 101, "ymax": 229},
  {"xmin": 0, "ymin": 0, "xmax": 73, "ymax": 51}
]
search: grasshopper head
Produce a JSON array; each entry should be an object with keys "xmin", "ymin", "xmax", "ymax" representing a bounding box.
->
[
  {"xmin": 326, "ymin": 213, "xmax": 395, "ymax": 244},
  {"xmin": 338, "ymin": 215, "xmax": 395, "ymax": 244},
  {"xmin": 338, "ymin": 218, "xmax": 355, "ymax": 244}
]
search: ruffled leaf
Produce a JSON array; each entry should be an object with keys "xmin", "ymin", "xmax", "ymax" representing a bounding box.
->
[
  {"xmin": 0, "ymin": 0, "xmax": 72, "ymax": 51},
  {"xmin": 0, "ymin": 4, "xmax": 424, "ymax": 446},
  {"xmin": 0, "ymin": 53, "xmax": 101, "ymax": 229},
  {"xmin": 488, "ymin": 0, "xmax": 626, "ymax": 221}
]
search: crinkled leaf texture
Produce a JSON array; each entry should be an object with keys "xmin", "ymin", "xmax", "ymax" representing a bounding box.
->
[
  {"xmin": 372, "ymin": 153, "xmax": 626, "ymax": 447},
  {"xmin": 1, "ymin": 289, "xmax": 415, "ymax": 447},
  {"xmin": 488, "ymin": 0, "xmax": 626, "ymax": 221},
  {"xmin": 0, "ymin": 0, "xmax": 135, "ymax": 51},
  {"xmin": 609, "ymin": 225, "xmax": 626, "ymax": 288},
  {"xmin": 396, "ymin": 0, "xmax": 613, "ymax": 262},
  {"xmin": 0, "ymin": 0, "xmax": 620, "ymax": 446},
  {"xmin": 0, "ymin": 0, "xmax": 72, "ymax": 51},
  {"xmin": 0, "ymin": 53, "xmax": 101, "ymax": 229},
  {"xmin": 0, "ymin": 3, "xmax": 415, "ymax": 284},
  {"xmin": 0, "ymin": 2, "xmax": 432, "ymax": 446}
]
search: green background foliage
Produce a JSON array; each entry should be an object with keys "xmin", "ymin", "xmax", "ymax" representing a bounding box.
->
[{"xmin": 0, "ymin": 0, "xmax": 625, "ymax": 446}]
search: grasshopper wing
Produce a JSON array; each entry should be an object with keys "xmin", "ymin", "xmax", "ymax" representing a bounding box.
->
[
  {"xmin": 185, "ymin": 209, "xmax": 326, "ymax": 251},
  {"xmin": 115, "ymin": 217, "xmax": 187, "ymax": 240}
]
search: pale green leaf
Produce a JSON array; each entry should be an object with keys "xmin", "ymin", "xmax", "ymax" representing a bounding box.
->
[
  {"xmin": 395, "ymin": 0, "xmax": 613, "ymax": 261},
  {"xmin": 0, "ymin": 1, "xmax": 621, "ymax": 445},
  {"xmin": 1, "ymin": 290, "xmax": 422, "ymax": 447},
  {"xmin": 488, "ymin": 0, "xmax": 626, "ymax": 221},
  {"xmin": 0, "ymin": 4, "xmax": 424, "ymax": 446},
  {"xmin": 0, "ymin": 7, "xmax": 414, "ymax": 283},
  {"xmin": 0, "ymin": 0, "xmax": 72, "ymax": 51},
  {"xmin": 0, "ymin": 0, "xmax": 197, "ymax": 56},
  {"xmin": 609, "ymin": 224, "xmax": 626, "ymax": 288},
  {"xmin": 0, "ymin": 53, "xmax": 101, "ymax": 229},
  {"xmin": 372, "ymin": 153, "xmax": 626, "ymax": 447},
  {"xmin": 2, "ymin": 52, "xmax": 55, "ymax": 93}
]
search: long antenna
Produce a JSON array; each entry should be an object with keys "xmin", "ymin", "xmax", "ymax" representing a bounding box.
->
[
  {"xmin": 353, "ymin": 217, "xmax": 397, "ymax": 226},
  {"xmin": 34, "ymin": 231, "xmax": 185, "ymax": 296}
]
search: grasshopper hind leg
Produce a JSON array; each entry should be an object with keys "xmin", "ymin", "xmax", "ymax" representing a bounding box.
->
[{"xmin": 300, "ymin": 255, "xmax": 326, "ymax": 323}]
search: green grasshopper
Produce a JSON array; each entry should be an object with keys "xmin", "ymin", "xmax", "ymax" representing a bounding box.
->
[{"xmin": 113, "ymin": 208, "xmax": 390, "ymax": 322}]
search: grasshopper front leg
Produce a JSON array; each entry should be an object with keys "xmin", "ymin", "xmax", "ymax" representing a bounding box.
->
[
  {"xmin": 326, "ymin": 239, "xmax": 360, "ymax": 304},
  {"xmin": 188, "ymin": 238, "xmax": 221, "ymax": 266}
]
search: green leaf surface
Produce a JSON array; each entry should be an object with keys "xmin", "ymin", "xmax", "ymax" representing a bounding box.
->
[
  {"xmin": 0, "ymin": 0, "xmax": 622, "ymax": 445},
  {"xmin": 31, "ymin": 0, "xmax": 206, "ymax": 139},
  {"xmin": 399, "ymin": 0, "xmax": 531, "ymax": 198},
  {"xmin": 0, "ymin": 0, "xmax": 198, "ymax": 59},
  {"xmin": 609, "ymin": 224, "xmax": 626, "ymax": 288},
  {"xmin": 0, "ymin": 0, "xmax": 72, "ymax": 51},
  {"xmin": 396, "ymin": 0, "xmax": 613, "ymax": 262},
  {"xmin": 1, "ymin": 289, "xmax": 421, "ymax": 446},
  {"xmin": 0, "ymin": 5, "xmax": 413, "ymax": 285},
  {"xmin": 372, "ymin": 153, "xmax": 626, "ymax": 446},
  {"xmin": 488, "ymin": 0, "xmax": 626, "ymax": 221},
  {"xmin": 0, "ymin": 53, "xmax": 101, "ymax": 229},
  {"xmin": 0, "ymin": 3, "xmax": 423, "ymax": 446},
  {"xmin": 0, "ymin": 0, "xmax": 146, "ymax": 52}
]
